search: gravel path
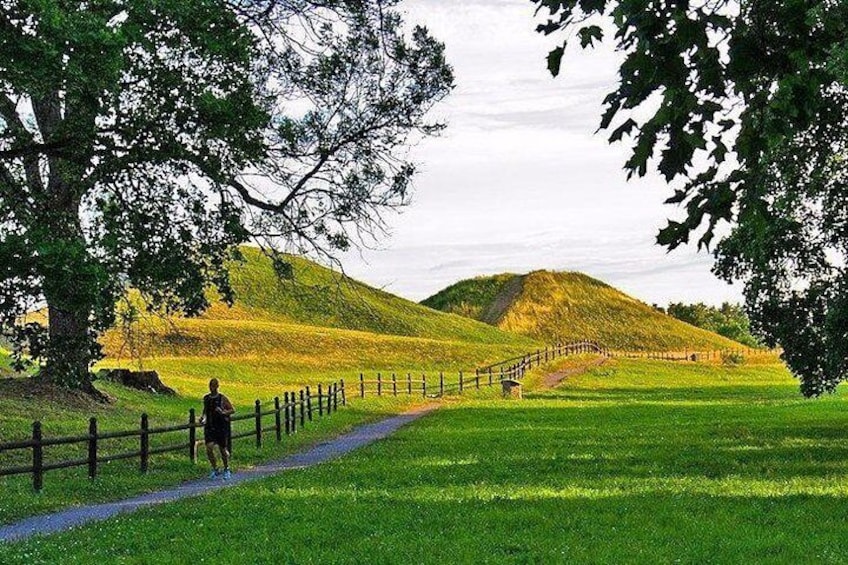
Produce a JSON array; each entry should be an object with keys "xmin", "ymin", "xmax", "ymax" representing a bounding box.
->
[
  {"xmin": 0, "ymin": 403, "xmax": 439, "ymax": 544},
  {"xmin": 542, "ymin": 357, "xmax": 608, "ymax": 388}
]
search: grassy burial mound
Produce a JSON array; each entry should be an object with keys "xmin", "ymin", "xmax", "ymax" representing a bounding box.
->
[
  {"xmin": 422, "ymin": 271, "xmax": 742, "ymax": 352},
  {"xmin": 99, "ymin": 248, "xmax": 537, "ymax": 388}
]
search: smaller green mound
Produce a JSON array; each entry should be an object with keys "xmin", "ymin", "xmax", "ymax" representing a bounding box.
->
[
  {"xmin": 423, "ymin": 270, "xmax": 744, "ymax": 351},
  {"xmin": 421, "ymin": 274, "xmax": 521, "ymax": 323}
]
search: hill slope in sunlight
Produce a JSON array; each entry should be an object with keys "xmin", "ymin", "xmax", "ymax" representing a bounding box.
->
[
  {"xmin": 422, "ymin": 271, "xmax": 743, "ymax": 351},
  {"xmin": 99, "ymin": 248, "xmax": 536, "ymax": 371}
]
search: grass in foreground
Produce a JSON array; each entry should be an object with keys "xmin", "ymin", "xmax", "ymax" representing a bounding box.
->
[
  {"xmin": 7, "ymin": 357, "xmax": 848, "ymax": 563},
  {"xmin": 0, "ymin": 378, "xmax": 421, "ymax": 525}
]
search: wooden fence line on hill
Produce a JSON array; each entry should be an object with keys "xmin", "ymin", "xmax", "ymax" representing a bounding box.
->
[{"xmin": 356, "ymin": 341, "xmax": 608, "ymax": 398}]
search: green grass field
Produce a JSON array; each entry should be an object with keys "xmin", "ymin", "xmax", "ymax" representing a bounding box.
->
[
  {"xmin": 7, "ymin": 356, "xmax": 848, "ymax": 563},
  {"xmin": 0, "ymin": 250, "xmax": 539, "ymax": 524},
  {"xmin": 423, "ymin": 270, "xmax": 744, "ymax": 351}
]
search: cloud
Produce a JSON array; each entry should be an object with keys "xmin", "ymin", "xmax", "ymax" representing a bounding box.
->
[{"xmin": 335, "ymin": 0, "xmax": 743, "ymax": 308}]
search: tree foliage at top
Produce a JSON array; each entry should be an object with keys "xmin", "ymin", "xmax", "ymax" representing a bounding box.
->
[
  {"xmin": 0, "ymin": 0, "xmax": 453, "ymax": 391},
  {"xmin": 533, "ymin": 0, "xmax": 848, "ymax": 396}
]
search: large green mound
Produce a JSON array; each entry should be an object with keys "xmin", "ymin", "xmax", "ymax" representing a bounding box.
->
[
  {"xmin": 422, "ymin": 270, "xmax": 743, "ymax": 351},
  {"xmin": 222, "ymin": 247, "xmax": 532, "ymax": 346}
]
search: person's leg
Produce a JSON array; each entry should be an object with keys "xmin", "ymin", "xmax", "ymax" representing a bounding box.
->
[
  {"xmin": 219, "ymin": 444, "xmax": 230, "ymax": 470},
  {"xmin": 205, "ymin": 441, "xmax": 219, "ymax": 473}
]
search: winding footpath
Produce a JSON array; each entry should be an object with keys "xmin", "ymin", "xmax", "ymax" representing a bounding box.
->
[
  {"xmin": 541, "ymin": 356, "xmax": 608, "ymax": 388},
  {"xmin": 0, "ymin": 403, "xmax": 439, "ymax": 544}
]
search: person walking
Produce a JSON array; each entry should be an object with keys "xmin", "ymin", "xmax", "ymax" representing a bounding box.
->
[{"xmin": 200, "ymin": 378, "xmax": 235, "ymax": 479}]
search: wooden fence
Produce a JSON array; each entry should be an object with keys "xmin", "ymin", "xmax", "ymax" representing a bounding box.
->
[
  {"xmin": 356, "ymin": 341, "xmax": 608, "ymax": 398},
  {"xmin": 609, "ymin": 347, "xmax": 777, "ymax": 362},
  {"xmin": 1, "ymin": 339, "xmax": 761, "ymax": 492},
  {"xmin": 0, "ymin": 381, "xmax": 345, "ymax": 491}
]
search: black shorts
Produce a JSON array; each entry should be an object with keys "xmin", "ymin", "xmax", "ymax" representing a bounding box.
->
[{"xmin": 204, "ymin": 425, "xmax": 229, "ymax": 447}]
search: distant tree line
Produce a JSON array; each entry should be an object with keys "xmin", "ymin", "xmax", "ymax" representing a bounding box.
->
[{"xmin": 656, "ymin": 303, "xmax": 761, "ymax": 348}]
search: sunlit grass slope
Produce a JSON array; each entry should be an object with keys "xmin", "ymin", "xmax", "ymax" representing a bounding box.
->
[
  {"xmin": 99, "ymin": 247, "xmax": 537, "ymax": 381},
  {"xmin": 423, "ymin": 270, "xmax": 742, "ymax": 351},
  {"xmin": 222, "ymin": 247, "xmax": 526, "ymax": 345}
]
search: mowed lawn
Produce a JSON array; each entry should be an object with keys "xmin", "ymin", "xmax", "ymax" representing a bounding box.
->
[
  {"xmin": 0, "ymin": 322, "xmax": 531, "ymax": 524},
  {"xmin": 6, "ymin": 357, "xmax": 848, "ymax": 563}
]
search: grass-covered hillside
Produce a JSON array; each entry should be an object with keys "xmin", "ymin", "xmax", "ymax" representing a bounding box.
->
[
  {"xmin": 199, "ymin": 247, "xmax": 529, "ymax": 346},
  {"xmin": 98, "ymin": 248, "xmax": 537, "ymax": 388},
  {"xmin": 423, "ymin": 271, "xmax": 743, "ymax": 351}
]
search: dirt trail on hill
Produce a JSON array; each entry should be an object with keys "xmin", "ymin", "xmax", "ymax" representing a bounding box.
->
[
  {"xmin": 0, "ymin": 403, "xmax": 439, "ymax": 544},
  {"xmin": 542, "ymin": 357, "xmax": 608, "ymax": 388}
]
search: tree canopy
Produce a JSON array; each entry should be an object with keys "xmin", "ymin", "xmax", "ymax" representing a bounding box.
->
[
  {"xmin": 664, "ymin": 302, "xmax": 761, "ymax": 348},
  {"xmin": 0, "ymin": 0, "xmax": 453, "ymax": 391},
  {"xmin": 533, "ymin": 0, "xmax": 848, "ymax": 396}
]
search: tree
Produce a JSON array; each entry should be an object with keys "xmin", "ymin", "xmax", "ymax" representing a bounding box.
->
[
  {"xmin": 667, "ymin": 302, "xmax": 761, "ymax": 348},
  {"xmin": 0, "ymin": 0, "xmax": 453, "ymax": 393},
  {"xmin": 533, "ymin": 0, "xmax": 848, "ymax": 396}
]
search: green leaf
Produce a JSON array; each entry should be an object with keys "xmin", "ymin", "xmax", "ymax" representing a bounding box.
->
[
  {"xmin": 547, "ymin": 44, "xmax": 566, "ymax": 77},
  {"xmin": 578, "ymin": 25, "xmax": 604, "ymax": 48}
]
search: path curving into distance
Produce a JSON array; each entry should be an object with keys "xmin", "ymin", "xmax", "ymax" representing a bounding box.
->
[
  {"xmin": 0, "ymin": 403, "xmax": 439, "ymax": 544},
  {"xmin": 541, "ymin": 357, "xmax": 608, "ymax": 388}
]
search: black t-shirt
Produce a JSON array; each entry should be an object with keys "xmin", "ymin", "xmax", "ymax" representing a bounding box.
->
[{"xmin": 203, "ymin": 393, "xmax": 230, "ymax": 430}]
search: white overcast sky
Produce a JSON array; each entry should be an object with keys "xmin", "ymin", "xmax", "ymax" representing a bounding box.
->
[{"xmin": 341, "ymin": 0, "xmax": 743, "ymax": 306}]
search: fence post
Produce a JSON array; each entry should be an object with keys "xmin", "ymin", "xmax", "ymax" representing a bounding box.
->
[
  {"xmin": 326, "ymin": 384, "xmax": 332, "ymax": 414},
  {"xmin": 377, "ymin": 373, "xmax": 382, "ymax": 397},
  {"xmin": 476, "ymin": 372, "xmax": 480, "ymax": 389},
  {"xmin": 440, "ymin": 372, "xmax": 444, "ymax": 396},
  {"xmin": 459, "ymin": 371, "xmax": 463, "ymax": 393},
  {"xmin": 291, "ymin": 391, "xmax": 298, "ymax": 434},
  {"xmin": 284, "ymin": 392, "xmax": 291, "ymax": 435},
  {"xmin": 140, "ymin": 413, "xmax": 149, "ymax": 474},
  {"xmin": 255, "ymin": 400, "xmax": 262, "ymax": 448},
  {"xmin": 545, "ymin": 346, "xmax": 549, "ymax": 363},
  {"xmin": 488, "ymin": 368, "xmax": 493, "ymax": 387},
  {"xmin": 333, "ymin": 383, "xmax": 339, "ymax": 412},
  {"xmin": 188, "ymin": 409, "xmax": 197, "ymax": 464},
  {"xmin": 227, "ymin": 418, "xmax": 233, "ymax": 456},
  {"xmin": 300, "ymin": 390, "xmax": 306, "ymax": 427},
  {"xmin": 392, "ymin": 374, "xmax": 397, "ymax": 397},
  {"xmin": 407, "ymin": 373, "xmax": 412, "ymax": 395},
  {"xmin": 88, "ymin": 417, "xmax": 98, "ymax": 479},
  {"xmin": 422, "ymin": 374, "xmax": 426, "ymax": 397},
  {"xmin": 318, "ymin": 384, "xmax": 324, "ymax": 417},
  {"xmin": 360, "ymin": 373, "xmax": 365, "ymax": 398},
  {"xmin": 341, "ymin": 379, "xmax": 346, "ymax": 406},
  {"xmin": 500, "ymin": 367, "xmax": 504, "ymax": 382},
  {"xmin": 274, "ymin": 397, "xmax": 282, "ymax": 442},
  {"xmin": 32, "ymin": 421, "xmax": 43, "ymax": 492}
]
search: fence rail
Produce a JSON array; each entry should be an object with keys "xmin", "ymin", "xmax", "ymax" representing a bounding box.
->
[
  {"xmin": 355, "ymin": 341, "xmax": 607, "ymax": 399},
  {"xmin": 0, "ymin": 381, "xmax": 346, "ymax": 491}
]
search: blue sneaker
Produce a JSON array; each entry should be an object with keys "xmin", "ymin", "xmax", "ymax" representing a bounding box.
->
[
  {"xmin": 222, "ymin": 469, "xmax": 232, "ymax": 480},
  {"xmin": 209, "ymin": 469, "xmax": 220, "ymax": 479}
]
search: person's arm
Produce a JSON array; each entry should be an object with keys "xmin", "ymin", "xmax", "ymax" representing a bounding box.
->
[
  {"xmin": 199, "ymin": 397, "xmax": 207, "ymax": 425},
  {"xmin": 220, "ymin": 395, "xmax": 235, "ymax": 417}
]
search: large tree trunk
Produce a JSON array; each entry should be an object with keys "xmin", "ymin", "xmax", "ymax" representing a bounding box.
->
[
  {"xmin": 44, "ymin": 302, "xmax": 96, "ymax": 391},
  {"xmin": 36, "ymin": 91, "xmax": 99, "ymax": 393}
]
